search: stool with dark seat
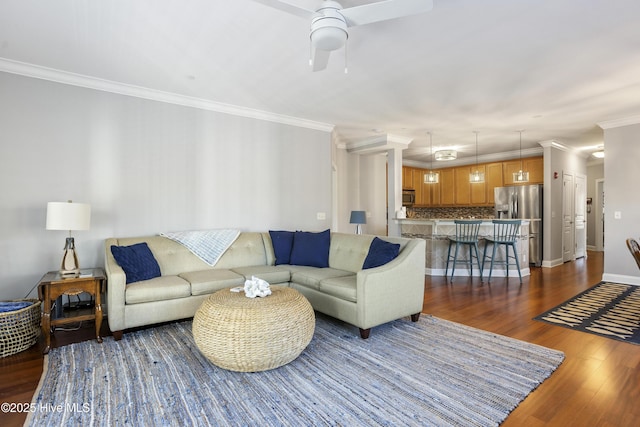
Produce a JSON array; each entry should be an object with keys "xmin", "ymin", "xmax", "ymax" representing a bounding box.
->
[
  {"xmin": 482, "ymin": 219, "xmax": 523, "ymax": 283},
  {"xmin": 445, "ymin": 219, "xmax": 483, "ymax": 281}
]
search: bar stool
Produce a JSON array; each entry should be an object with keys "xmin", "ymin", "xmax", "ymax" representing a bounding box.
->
[
  {"xmin": 482, "ymin": 219, "xmax": 523, "ymax": 283},
  {"xmin": 445, "ymin": 220, "xmax": 483, "ymax": 281}
]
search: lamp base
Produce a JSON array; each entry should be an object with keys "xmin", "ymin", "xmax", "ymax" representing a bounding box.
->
[
  {"xmin": 355, "ymin": 224, "xmax": 362, "ymax": 235},
  {"xmin": 60, "ymin": 237, "xmax": 80, "ymax": 277}
]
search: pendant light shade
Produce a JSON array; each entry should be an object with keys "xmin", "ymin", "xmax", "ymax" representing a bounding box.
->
[
  {"xmin": 513, "ymin": 130, "xmax": 529, "ymax": 183},
  {"xmin": 424, "ymin": 132, "xmax": 439, "ymax": 184},
  {"xmin": 469, "ymin": 131, "xmax": 485, "ymax": 183}
]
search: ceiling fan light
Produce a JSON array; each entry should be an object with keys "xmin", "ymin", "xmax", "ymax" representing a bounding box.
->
[
  {"xmin": 434, "ymin": 150, "xmax": 457, "ymax": 161},
  {"xmin": 310, "ymin": 15, "xmax": 348, "ymax": 51}
]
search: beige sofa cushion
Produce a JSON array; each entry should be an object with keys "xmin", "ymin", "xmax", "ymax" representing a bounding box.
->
[
  {"xmin": 125, "ymin": 275, "xmax": 191, "ymax": 304},
  {"xmin": 230, "ymin": 265, "xmax": 291, "ymax": 284},
  {"xmin": 290, "ymin": 266, "xmax": 354, "ymax": 291},
  {"xmin": 179, "ymin": 269, "xmax": 245, "ymax": 296},
  {"xmin": 215, "ymin": 232, "xmax": 268, "ymax": 269},
  {"xmin": 328, "ymin": 233, "xmax": 374, "ymax": 273},
  {"xmin": 319, "ymin": 275, "xmax": 357, "ymax": 302}
]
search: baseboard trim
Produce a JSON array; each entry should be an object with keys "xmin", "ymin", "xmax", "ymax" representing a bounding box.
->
[
  {"xmin": 542, "ymin": 258, "xmax": 564, "ymax": 268},
  {"xmin": 602, "ymin": 273, "xmax": 640, "ymax": 286}
]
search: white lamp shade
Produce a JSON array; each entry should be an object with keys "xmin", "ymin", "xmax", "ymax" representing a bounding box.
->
[{"xmin": 46, "ymin": 202, "xmax": 91, "ymax": 231}]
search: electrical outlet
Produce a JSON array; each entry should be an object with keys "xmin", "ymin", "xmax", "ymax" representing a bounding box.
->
[
  {"xmin": 614, "ymin": 211, "xmax": 622, "ymax": 219},
  {"xmin": 317, "ymin": 212, "xmax": 326, "ymax": 220}
]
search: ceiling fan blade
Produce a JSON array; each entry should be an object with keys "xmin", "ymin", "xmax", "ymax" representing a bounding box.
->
[
  {"xmin": 250, "ymin": 0, "xmax": 315, "ymax": 19},
  {"xmin": 312, "ymin": 48, "xmax": 331, "ymax": 72},
  {"xmin": 341, "ymin": 0, "xmax": 433, "ymax": 27}
]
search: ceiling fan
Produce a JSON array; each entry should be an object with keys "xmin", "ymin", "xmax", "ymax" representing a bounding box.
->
[{"xmin": 252, "ymin": 0, "xmax": 434, "ymax": 71}]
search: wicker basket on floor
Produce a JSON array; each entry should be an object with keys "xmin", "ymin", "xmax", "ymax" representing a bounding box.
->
[{"xmin": 0, "ymin": 299, "xmax": 41, "ymax": 358}]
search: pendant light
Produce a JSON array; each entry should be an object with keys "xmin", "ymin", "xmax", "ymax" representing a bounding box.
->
[
  {"xmin": 513, "ymin": 130, "xmax": 529, "ymax": 183},
  {"xmin": 423, "ymin": 132, "xmax": 439, "ymax": 184},
  {"xmin": 469, "ymin": 131, "xmax": 485, "ymax": 183}
]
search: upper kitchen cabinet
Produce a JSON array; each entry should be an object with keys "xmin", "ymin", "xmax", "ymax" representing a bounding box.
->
[
  {"xmin": 485, "ymin": 162, "xmax": 504, "ymax": 205},
  {"xmin": 503, "ymin": 156, "xmax": 543, "ymax": 185},
  {"xmin": 402, "ymin": 166, "xmax": 414, "ymax": 189},
  {"xmin": 439, "ymin": 168, "xmax": 455, "ymax": 205}
]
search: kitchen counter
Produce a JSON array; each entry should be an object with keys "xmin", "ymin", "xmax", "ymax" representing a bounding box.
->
[{"xmin": 394, "ymin": 218, "xmax": 530, "ymax": 278}]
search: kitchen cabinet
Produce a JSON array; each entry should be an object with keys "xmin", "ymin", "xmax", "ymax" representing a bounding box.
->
[
  {"xmin": 486, "ymin": 162, "xmax": 504, "ymax": 204},
  {"xmin": 439, "ymin": 169, "xmax": 455, "ymax": 205},
  {"xmin": 470, "ymin": 165, "xmax": 487, "ymax": 205},
  {"xmin": 411, "ymin": 168, "xmax": 425, "ymax": 204},
  {"xmin": 454, "ymin": 167, "xmax": 471, "ymax": 205},
  {"xmin": 402, "ymin": 156, "xmax": 542, "ymax": 207},
  {"xmin": 503, "ymin": 157, "xmax": 543, "ymax": 185},
  {"xmin": 402, "ymin": 167, "xmax": 414, "ymax": 189}
]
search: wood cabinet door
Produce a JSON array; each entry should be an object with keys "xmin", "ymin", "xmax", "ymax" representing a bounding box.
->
[
  {"xmin": 486, "ymin": 162, "xmax": 504, "ymax": 204},
  {"xmin": 525, "ymin": 157, "xmax": 544, "ymax": 184},
  {"xmin": 469, "ymin": 165, "xmax": 487, "ymax": 205},
  {"xmin": 402, "ymin": 167, "xmax": 413, "ymax": 189},
  {"xmin": 503, "ymin": 157, "xmax": 543, "ymax": 185},
  {"xmin": 412, "ymin": 168, "xmax": 425, "ymax": 204},
  {"xmin": 454, "ymin": 167, "xmax": 471, "ymax": 205},
  {"xmin": 439, "ymin": 169, "xmax": 455, "ymax": 205}
]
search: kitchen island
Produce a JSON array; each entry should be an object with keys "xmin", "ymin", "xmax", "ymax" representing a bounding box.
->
[{"xmin": 395, "ymin": 218, "xmax": 530, "ymax": 278}]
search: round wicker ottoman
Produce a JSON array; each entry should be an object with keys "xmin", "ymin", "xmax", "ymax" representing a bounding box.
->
[{"xmin": 192, "ymin": 285, "xmax": 315, "ymax": 372}]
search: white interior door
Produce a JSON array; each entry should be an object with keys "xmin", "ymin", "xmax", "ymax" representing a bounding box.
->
[
  {"xmin": 563, "ymin": 172, "xmax": 575, "ymax": 262},
  {"xmin": 574, "ymin": 174, "xmax": 586, "ymax": 258}
]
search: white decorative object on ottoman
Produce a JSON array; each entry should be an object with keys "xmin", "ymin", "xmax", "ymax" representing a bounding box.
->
[{"xmin": 192, "ymin": 285, "xmax": 315, "ymax": 372}]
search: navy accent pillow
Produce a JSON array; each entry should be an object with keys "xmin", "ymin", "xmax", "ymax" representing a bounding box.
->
[
  {"xmin": 290, "ymin": 229, "xmax": 331, "ymax": 268},
  {"xmin": 269, "ymin": 230, "xmax": 295, "ymax": 265},
  {"xmin": 363, "ymin": 237, "xmax": 400, "ymax": 269},
  {"xmin": 110, "ymin": 242, "xmax": 161, "ymax": 284}
]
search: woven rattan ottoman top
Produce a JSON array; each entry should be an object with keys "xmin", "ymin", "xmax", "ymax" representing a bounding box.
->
[{"xmin": 192, "ymin": 285, "xmax": 315, "ymax": 372}]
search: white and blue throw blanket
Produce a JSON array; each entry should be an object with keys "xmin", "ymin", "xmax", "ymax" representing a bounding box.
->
[{"xmin": 159, "ymin": 229, "xmax": 240, "ymax": 266}]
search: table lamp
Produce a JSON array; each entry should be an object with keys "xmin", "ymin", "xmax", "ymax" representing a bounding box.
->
[
  {"xmin": 350, "ymin": 210, "xmax": 366, "ymax": 235},
  {"xmin": 46, "ymin": 200, "xmax": 91, "ymax": 277}
]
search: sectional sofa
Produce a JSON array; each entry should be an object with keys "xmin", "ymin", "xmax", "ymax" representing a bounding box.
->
[{"xmin": 105, "ymin": 231, "xmax": 426, "ymax": 339}]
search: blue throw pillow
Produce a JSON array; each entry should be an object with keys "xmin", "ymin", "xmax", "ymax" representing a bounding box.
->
[
  {"xmin": 290, "ymin": 229, "xmax": 331, "ymax": 268},
  {"xmin": 363, "ymin": 237, "xmax": 400, "ymax": 269},
  {"xmin": 269, "ymin": 230, "xmax": 295, "ymax": 265},
  {"xmin": 110, "ymin": 242, "xmax": 161, "ymax": 284}
]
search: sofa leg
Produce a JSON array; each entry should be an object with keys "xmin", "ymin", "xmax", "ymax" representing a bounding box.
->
[
  {"xmin": 112, "ymin": 330, "xmax": 123, "ymax": 341},
  {"xmin": 411, "ymin": 313, "xmax": 421, "ymax": 322},
  {"xmin": 359, "ymin": 328, "xmax": 371, "ymax": 339}
]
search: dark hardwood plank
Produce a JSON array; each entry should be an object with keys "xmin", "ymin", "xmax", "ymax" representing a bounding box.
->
[{"xmin": 3, "ymin": 252, "xmax": 638, "ymax": 426}]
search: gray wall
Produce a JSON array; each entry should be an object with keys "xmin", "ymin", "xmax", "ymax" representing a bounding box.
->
[
  {"xmin": 542, "ymin": 144, "xmax": 587, "ymax": 266},
  {"xmin": 0, "ymin": 72, "xmax": 333, "ymax": 299},
  {"xmin": 586, "ymin": 162, "xmax": 604, "ymax": 249},
  {"xmin": 602, "ymin": 123, "xmax": 640, "ymax": 284}
]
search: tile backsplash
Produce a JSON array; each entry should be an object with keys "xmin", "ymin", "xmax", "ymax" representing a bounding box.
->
[{"xmin": 409, "ymin": 206, "xmax": 495, "ymax": 219}]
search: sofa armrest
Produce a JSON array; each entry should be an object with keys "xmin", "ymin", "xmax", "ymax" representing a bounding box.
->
[
  {"xmin": 355, "ymin": 238, "xmax": 426, "ymax": 329},
  {"xmin": 104, "ymin": 238, "xmax": 126, "ymax": 332}
]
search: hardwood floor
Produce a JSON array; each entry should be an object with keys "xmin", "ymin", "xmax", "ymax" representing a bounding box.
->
[{"xmin": 2, "ymin": 251, "xmax": 638, "ymax": 426}]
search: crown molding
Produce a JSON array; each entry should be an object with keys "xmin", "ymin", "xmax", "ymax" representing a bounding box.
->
[
  {"xmin": 598, "ymin": 115, "xmax": 640, "ymax": 129},
  {"xmin": 0, "ymin": 57, "xmax": 335, "ymax": 132},
  {"xmin": 345, "ymin": 133, "xmax": 413, "ymax": 154}
]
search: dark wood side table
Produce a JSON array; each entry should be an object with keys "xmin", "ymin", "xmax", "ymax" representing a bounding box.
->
[{"xmin": 37, "ymin": 268, "xmax": 106, "ymax": 354}]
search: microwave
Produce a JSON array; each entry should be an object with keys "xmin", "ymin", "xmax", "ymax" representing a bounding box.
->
[{"xmin": 402, "ymin": 189, "xmax": 415, "ymax": 206}]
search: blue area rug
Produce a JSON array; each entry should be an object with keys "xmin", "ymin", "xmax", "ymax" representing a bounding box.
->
[
  {"xmin": 28, "ymin": 314, "xmax": 563, "ymax": 426},
  {"xmin": 534, "ymin": 281, "xmax": 640, "ymax": 344}
]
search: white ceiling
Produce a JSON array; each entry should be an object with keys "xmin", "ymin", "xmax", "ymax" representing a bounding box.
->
[{"xmin": 1, "ymin": 0, "xmax": 639, "ymax": 165}]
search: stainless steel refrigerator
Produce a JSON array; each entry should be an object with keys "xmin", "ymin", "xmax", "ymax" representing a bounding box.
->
[{"xmin": 494, "ymin": 184, "xmax": 543, "ymax": 266}]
